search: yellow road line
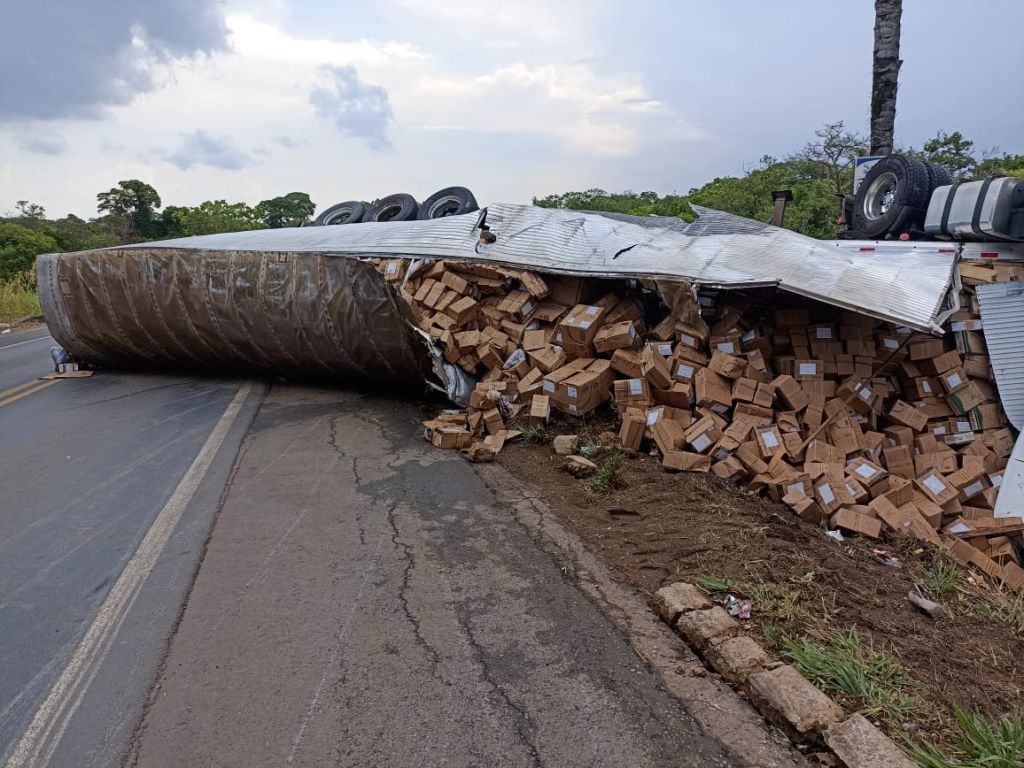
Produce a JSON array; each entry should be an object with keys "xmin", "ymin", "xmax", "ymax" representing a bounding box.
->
[{"xmin": 0, "ymin": 379, "xmax": 59, "ymax": 408}]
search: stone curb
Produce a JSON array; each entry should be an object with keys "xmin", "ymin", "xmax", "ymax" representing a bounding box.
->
[{"xmin": 653, "ymin": 582, "xmax": 915, "ymax": 768}]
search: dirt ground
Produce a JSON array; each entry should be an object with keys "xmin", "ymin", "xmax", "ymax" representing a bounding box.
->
[{"xmin": 498, "ymin": 421, "xmax": 1024, "ymax": 748}]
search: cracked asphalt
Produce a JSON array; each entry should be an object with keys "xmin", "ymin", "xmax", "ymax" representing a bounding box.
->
[{"xmin": 129, "ymin": 384, "xmax": 752, "ymax": 767}]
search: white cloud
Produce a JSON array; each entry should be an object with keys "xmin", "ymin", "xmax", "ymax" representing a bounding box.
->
[
  {"xmin": 310, "ymin": 66, "xmax": 394, "ymax": 151},
  {"xmin": 164, "ymin": 130, "xmax": 257, "ymax": 170},
  {"xmin": 17, "ymin": 127, "xmax": 69, "ymax": 156}
]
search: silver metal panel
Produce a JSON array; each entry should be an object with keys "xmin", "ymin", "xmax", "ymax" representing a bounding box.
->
[
  {"xmin": 132, "ymin": 204, "xmax": 956, "ymax": 332},
  {"xmin": 977, "ymin": 281, "xmax": 1024, "ymax": 430}
]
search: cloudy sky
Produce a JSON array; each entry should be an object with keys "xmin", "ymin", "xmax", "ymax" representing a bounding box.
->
[{"xmin": 1, "ymin": 0, "xmax": 1022, "ymax": 219}]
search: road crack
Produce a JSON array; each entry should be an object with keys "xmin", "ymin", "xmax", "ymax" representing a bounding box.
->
[
  {"xmin": 453, "ymin": 603, "xmax": 544, "ymax": 767},
  {"xmin": 385, "ymin": 499, "xmax": 444, "ymax": 681}
]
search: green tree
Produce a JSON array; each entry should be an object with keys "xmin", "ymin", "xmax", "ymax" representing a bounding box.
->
[
  {"xmin": 0, "ymin": 222, "xmax": 58, "ymax": 280},
  {"xmin": 256, "ymin": 192, "xmax": 315, "ymax": 228},
  {"xmin": 15, "ymin": 201, "xmax": 46, "ymax": 220},
  {"xmin": 909, "ymin": 130, "xmax": 977, "ymax": 178},
  {"xmin": 792, "ymin": 121, "xmax": 867, "ymax": 198},
  {"xmin": 96, "ymin": 180, "xmax": 162, "ymax": 240},
  {"xmin": 164, "ymin": 200, "xmax": 266, "ymax": 236},
  {"xmin": 46, "ymin": 215, "xmax": 121, "ymax": 252},
  {"xmin": 974, "ymin": 152, "xmax": 1024, "ymax": 179}
]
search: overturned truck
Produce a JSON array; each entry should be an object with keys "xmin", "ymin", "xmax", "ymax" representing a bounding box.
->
[{"xmin": 37, "ymin": 204, "xmax": 1024, "ymax": 589}]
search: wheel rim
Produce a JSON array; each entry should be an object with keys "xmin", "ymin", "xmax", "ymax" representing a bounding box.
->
[
  {"xmin": 326, "ymin": 209, "xmax": 354, "ymax": 225},
  {"xmin": 862, "ymin": 171, "xmax": 899, "ymax": 221},
  {"xmin": 376, "ymin": 204, "xmax": 403, "ymax": 222},
  {"xmin": 429, "ymin": 196, "xmax": 462, "ymax": 218}
]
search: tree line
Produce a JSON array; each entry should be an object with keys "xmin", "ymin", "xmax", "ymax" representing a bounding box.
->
[{"xmin": 534, "ymin": 126, "xmax": 1024, "ymax": 240}]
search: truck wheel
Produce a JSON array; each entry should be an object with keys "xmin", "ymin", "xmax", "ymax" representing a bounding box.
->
[
  {"xmin": 366, "ymin": 194, "xmax": 419, "ymax": 222},
  {"xmin": 927, "ymin": 163, "xmax": 953, "ymax": 190},
  {"xmin": 314, "ymin": 201, "xmax": 366, "ymax": 226},
  {"xmin": 851, "ymin": 154, "xmax": 931, "ymax": 238},
  {"xmin": 418, "ymin": 187, "xmax": 479, "ymax": 219}
]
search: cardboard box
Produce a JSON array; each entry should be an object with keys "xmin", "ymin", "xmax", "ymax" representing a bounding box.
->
[
  {"xmin": 651, "ymin": 382, "xmax": 693, "ymax": 409},
  {"xmin": 831, "ymin": 508, "xmax": 882, "ymax": 539},
  {"xmin": 919, "ymin": 350, "xmax": 962, "ymax": 376},
  {"xmin": 882, "ymin": 445, "xmax": 914, "ymax": 478},
  {"xmin": 887, "ymin": 400, "xmax": 928, "ymax": 432},
  {"xmin": 662, "ymin": 450, "xmax": 711, "ymax": 473},
  {"xmin": 709, "ymin": 350, "xmax": 746, "ymax": 380},
  {"xmin": 528, "ymin": 344, "xmax": 567, "ymax": 374},
  {"xmin": 610, "ymin": 349, "xmax": 644, "ymax": 378},
  {"xmin": 559, "ymin": 304, "xmax": 606, "ymax": 345},
  {"xmin": 497, "ymin": 290, "xmax": 537, "ymax": 322},
  {"xmin": 947, "ymin": 381, "xmax": 986, "ymax": 414},
  {"xmin": 685, "ymin": 416, "xmax": 723, "ymax": 454},
  {"xmin": 939, "ymin": 367, "xmax": 969, "ymax": 394},
  {"xmin": 755, "ymin": 425, "xmax": 784, "ymax": 459},
  {"xmin": 813, "ymin": 477, "xmax": 843, "ymax": 515},
  {"xmin": 652, "ymin": 419, "xmax": 687, "ymax": 455},
  {"xmin": 732, "ymin": 377, "xmax": 757, "ymax": 403},
  {"xmin": 694, "ymin": 368, "xmax": 733, "ymax": 414},
  {"xmin": 909, "ymin": 339, "xmax": 944, "ymax": 360},
  {"xmin": 640, "ymin": 347, "xmax": 674, "ymax": 389},
  {"xmin": 614, "ymin": 378, "xmax": 651, "ymax": 407},
  {"xmin": 593, "ymin": 321, "xmax": 638, "ymax": 353},
  {"xmin": 619, "ymin": 412, "xmax": 645, "ymax": 450},
  {"xmin": 671, "ymin": 358, "xmax": 700, "ymax": 384},
  {"xmin": 794, "ymin": 359, "xmax": 824, "ymax": 381},
  {"xmin": 771, "ymin": 375, "xmax": 809, "ymax": 412},
  {"xmin": 914, "ymin": 469, "xmax": 958, "ymax": 505}
]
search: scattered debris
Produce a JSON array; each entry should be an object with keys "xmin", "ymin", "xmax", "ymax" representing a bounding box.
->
[
  {"xmin": 383, "ymin": 256, "xmax": 1022, "ymax": 594},
  {"xmin": 907, "ymin": 587, "xmax": 945, "ymax": 620},
  {"xmin": 724, "ymin": 594, "xmax": 753, "ymax": 619}
]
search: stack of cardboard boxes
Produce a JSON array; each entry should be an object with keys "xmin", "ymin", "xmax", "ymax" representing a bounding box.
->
[{"xmin": 377, "ymin": 256, "xmax": 1023, "ymax": 593}]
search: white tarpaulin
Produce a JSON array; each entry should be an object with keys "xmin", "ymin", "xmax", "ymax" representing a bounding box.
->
[{"xmin": 135, "ymin": 204, "xmax": 957, "ymax": 333}]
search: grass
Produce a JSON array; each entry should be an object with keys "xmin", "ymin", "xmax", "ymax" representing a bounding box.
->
[
  {"xmin": 971, "ymin": 586, "xmax": 1024, "ymax": 635},
  {"xmin": 916, "ymin": 555, "xmax": 963, "ymax": 599},
  {"xmin": 516, "ymin": 424, "xmax": 549, "ymax": 444},
  {"xmin": 782, "ymin": 627, "xmax": 921, "ymax": 724},
  {"xmin": 696, "ymin": 575, "xmax": 803, "ymax": 624},
  {"xmin": 909, "ymin": 705, "xmax": 1024, "ymax": 768},
  {"xmin": 590, "ymin": 450, "xmax": 624, "ymax": 493},
  {"xmin": 0, "ymin": 277, "xmax": 40, "ymax": 324}
]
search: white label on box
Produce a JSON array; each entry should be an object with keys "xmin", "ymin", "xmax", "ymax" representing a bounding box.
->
[
  {"xmin": 543, "ymin": 381, "xmax": 555, "ymax": 394},
  {"xmin": 857, "ymin": 386, "xmax": 873, "ymax": 402},
  {"xmin": 676, "ymin": 363, "xmax": 695, "ymax": 379},
  {"xmin": 554, "ymin": 331, "xmax": 563, "ymax": 344},
  {"xmin": 932, "ymin": 426, "xmax": 947, "ymax": 435},
  {"xmin": 691, "ymin": 433, "xmax": 712, "ymax": 453},
  {"xmin": 819, "ymin": 484, "xmax": 835, "ymax": 504},
  {"xmin": 815, "ymin": 327, "xmax": 832, "ymax": 339},
  {"xmin": 714, "ymin": 448, "xmax": 728, "ymax": 461},
  {"xmin": 657, "ymin": 343, "xmax": 672, "ymax": 357},
  {"xmin": 948, "ymin": 521, "xmax": 971, "ymax": 534},
  {"xmin": 955, "ymin": 420, "xmax": 970, "ymax": 433},
  {"xmin": 568, "ymin": 404, "xmax": 578, "ymax": 413},
  {"xmin": 854, "ymin": 464, "xmax": 877, "ymax": 479},
  {"xmin": 945, "ymin": 372, "xmax": 963, "ymax": 388},
  {"xmin": 922, "ymin": 475, "xmax": 947, "ymax": 496},
  {"xmin": 883, "ymin": 338, "xmax": 899, "ymax": 349},
  {"xmin": 629, "ymin": 325, "xmax": 637, "ymax": 337},
  {"xmin": 798, "ymin": 363, "xmax": 817, "ymax": 376},
  {"xmin": 922, "ymin": 380, "xmax": 932, "ymax": 393},
  {"xmin": 742, "ymin": 330, "xmax": 755, "ymax": 342},
  {"xmin": 787, "ymin": 482, "xmax": 804, "ymax": 496},
  {"xmin": 845, "ymin": 483, "xmax": 858, "ymax": 497},
  {"xmin": 711, "ymin": 403, "xmax": 729, "ymax": 414},
  {"xmin": 761, "ymin": 431, "xmax": 779, "ymax": 449},
  {"xmin": 887, "ymin": 438, "xmax": 896, "ymax": 446},
  {"xmin": 585, "ymin": 306, "xmax": 600, "ymax": 316},
  {"xmin": 963, "ymin": 480, "xmax": 984, "ymax": 498},
  {"xmin": 991, "ymin": 474, "xmax": 1003, "ymax": 487},
  {"xmin": 896, "ymin": 326, "xmax": 912, "ymax": 335},
  {"xmin": 628, "ymin": 379, "xmax": 643, "ymax": 396},
  {"xmin": 567, "ymin": 386, "xmax": 578, "ymax": 400},
  {"xmin": 578, "ymin": 320, "xmax": 591, "ymax": 330},
  {"xmin": 680, "ymin": 334, "xmax": 696, "ymax": 347},
  {"xmin": 386, "ymin": 262, "xmax": 398, "ymax": 274},
  {"xmin": 717, "ymin": 342, "xmax": 736, "ymax": 354},
  {"xmin": 521, "ymin": 301, "xmax": 533, "ymax": 316},
  {"xmin": 951, "ymin": 321, "xmax": 966, "ymax": 331}
]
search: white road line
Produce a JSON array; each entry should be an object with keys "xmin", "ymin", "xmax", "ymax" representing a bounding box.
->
[
  {"xmin": 5, "ymin": 382, "xmax": 254, "ymax": 768},
  {"xmin": 0, "ymin": 336, "xmax": 51, "ymax": 352}
]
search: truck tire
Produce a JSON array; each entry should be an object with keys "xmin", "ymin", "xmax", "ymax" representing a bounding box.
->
[
  {"xmin": 314, "ymin": 201, "xmax": 366, "ymax": 226},
  {"xmin": 927, "ymin": 163, "xmax": 953, "ymax": 191},
  {"xmin": 418, "ymin": 187, "xmax": 479, "ymax": 219},
  {"xmin": 851, "ymin": 154, "xmax": 931, "ymax": 238},
  {"xmin": 366, "ymin": 194, "xmax": 419, "ymax": 222}
]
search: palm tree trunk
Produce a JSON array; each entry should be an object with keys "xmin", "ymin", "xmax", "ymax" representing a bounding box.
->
[{"xmin": 870, "ymin": 0, "xmax": 902, "ymax": 156}]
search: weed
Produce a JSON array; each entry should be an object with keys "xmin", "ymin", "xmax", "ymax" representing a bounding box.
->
[
  {"xmin": 910, "ymin": 705, "xmax": 1024, "ymax": 768},
  {"xmin": 590, "ymin": 451, "xmax": 623, "ymax": 493},
  {"xmin": 972, "ymin": 586, "xmax": 1024, "ymax": 635},
  {"xmin": 782, "ymin": 628, "xmax": 921, "ymax": 723},
  {"xmin": 0, "ymin": 277, "xmax": 40, "ymax": 324},
  {"xmin": 748, "ymin": 582, "xmax": 803, "ymax": 623},
  {"xmin": 916, "ymin": 555, "xmax": 963, "ymax": 599},
  {"xmin": 696, "ymin": 575, "xmax": 738, "ymax": 593},
  {"xmin": 517, "ymin": 424, "xmax": 548, "ymax": 444}
]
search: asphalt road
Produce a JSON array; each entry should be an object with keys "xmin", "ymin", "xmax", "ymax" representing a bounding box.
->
[
  {"xmin": 0, "ymin": 328, "xmax": 262, "ymax": 767},
  {"xmin": 0, "ymin": 326, "xmax": 801, "ymax": 767}
]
